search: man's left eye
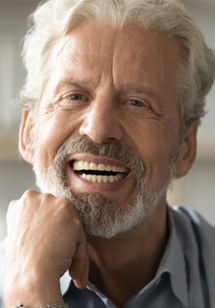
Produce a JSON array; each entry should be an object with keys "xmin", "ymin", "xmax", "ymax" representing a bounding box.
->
[
  {"xmin": 127, "ymin": 99, "xmax": 146, "ymax": 108},
  {"xmin": 68, "ymin": 94, "xmax": 85, "ymax": 101}
]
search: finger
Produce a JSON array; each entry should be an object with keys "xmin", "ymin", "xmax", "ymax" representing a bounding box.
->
[
  {"xmin": 7, "ymin": 199, "xmax": 17, "ymax": 214},
  {"xmin": 6, "ymin": 199, "xmax": 19, "ymax": 231},
  {"xmin": 6, "ymin": 189, "xmax": 39, "ymax": 225},
  {"xmin": 69, "ymin": 238, "xmax": 89, "ymax": 289},
  {"xmin": 72, "ymin": 249, "xmax": 89, "ymax": 289}
]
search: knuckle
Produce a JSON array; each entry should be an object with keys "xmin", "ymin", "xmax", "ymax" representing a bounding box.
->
[
  {"xmin": 7, "ymin": 199, "xmax": 18, "ymax": 222},
  {"xmin": 8, "ymin": 199, "xmax": 16, "ymax": 207},
  {"xmin": 56, "ymin": 198, "xmax": 82, "ymax": 226},
  {"xmin": 59, "ymin": 196, "xmax": 72, "ymax": 205},
  {"xmin": 22, "ymin": 189, "xmax": 38, "ymax": 199},
  {"xmin": 58, "ymin": 197, "xmax": 75, "ymax": 212},
  {"xmin": 7, "ymin": 199, "xmax": 18, "ymax": 214},
  {"xmin": 42, "ymin": 192, "xmax": 55, "ymax": 202}
]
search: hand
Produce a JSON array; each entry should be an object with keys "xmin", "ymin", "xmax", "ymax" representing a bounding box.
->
[{"xmin": 4, "ymin": 190, "xmax": 89, "ymax": 306}]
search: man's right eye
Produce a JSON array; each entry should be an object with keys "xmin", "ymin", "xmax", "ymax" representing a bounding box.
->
[{"xmin": 57, "ymin": 92, "xmax": 88, "ymax": 109}]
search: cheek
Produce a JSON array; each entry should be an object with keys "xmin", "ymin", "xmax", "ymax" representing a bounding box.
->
[
  {"xmin": 129, "ymin": 124, "xmax": 178, "ymax": 186},
  {"xmin": 128, "ymin": 122, "xmax": 176, "ymax": 158},
  {"xmin": 33, "ymin": 115, "xmax": 68, "ymax": 168},
  {"xmin": 33, "ymin": 109, "xmax": 86, "ymax": 171}
]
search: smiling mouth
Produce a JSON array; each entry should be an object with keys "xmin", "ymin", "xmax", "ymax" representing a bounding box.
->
[{"xmin": 69, "ymin": 160, "xmax": 129, "ymax": 183}]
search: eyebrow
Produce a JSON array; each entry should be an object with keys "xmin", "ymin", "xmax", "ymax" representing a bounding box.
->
[
  {"xmin": 57, "ymin": 78, "xmax": 159, "ymax": 94},
  {"xmin": 121, "ymin": 84, "xmax": 163, "ymax": 104},
  {"xmin": 56, "ymin": 79, "xmax": 92, "ymax": 90}
]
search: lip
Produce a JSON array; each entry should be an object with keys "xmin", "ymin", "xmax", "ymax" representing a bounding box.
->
[{"xmin": 66, "ymin": 153, "xmax": 133, "ymax": 194}]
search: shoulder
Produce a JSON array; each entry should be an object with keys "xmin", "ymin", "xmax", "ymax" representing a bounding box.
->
[
  {"xmin": 170, "ymin": 206, "xmax": 215, "ymax": 293},
  {"xmin": 170, "ymin": 206, "xmax": 215, "ymax": 249},
  {"xmin": 168, "ymin": 206, "xmax": 215, "ymax": 305}
]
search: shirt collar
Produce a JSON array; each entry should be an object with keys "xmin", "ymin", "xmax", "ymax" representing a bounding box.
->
[
  {"xmin": 60, "ymin": 207, "xmax": 189, "ymax": 307},
  {"xmin": 60, "ymin": 271, "xmax": 71, "ymax": 295},
  {"xmin": 156, "ymin": 207, "xmax": 189, "ymax": 307}
]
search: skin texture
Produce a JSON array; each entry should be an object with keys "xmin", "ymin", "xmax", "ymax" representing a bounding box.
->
[{"xmin": 4, "ymin": 22, "xmax": 197, "ymax": 307}]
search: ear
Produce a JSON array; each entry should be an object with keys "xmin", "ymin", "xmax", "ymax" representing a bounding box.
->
[
  {"xmin": 175, "ymin": 124, "xmax": 198, "ymax": 178},
  {"xmin": 19, "ymin": 109, "xmax": 35, "ymax": 165}
]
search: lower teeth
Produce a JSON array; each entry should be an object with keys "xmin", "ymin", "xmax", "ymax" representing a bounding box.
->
[{"xmin": 80, "ymin": 173, "xmax": 123, "ymax": 183}]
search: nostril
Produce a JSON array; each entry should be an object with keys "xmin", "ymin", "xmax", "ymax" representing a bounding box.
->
[{"xmin": 79, "ymin": 106, "xmax": 123, "ymax": 144}]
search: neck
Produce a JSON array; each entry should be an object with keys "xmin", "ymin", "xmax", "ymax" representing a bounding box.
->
[{"xmin": 87, "ymin": 203, "xmax": 169, "ymax": 307}]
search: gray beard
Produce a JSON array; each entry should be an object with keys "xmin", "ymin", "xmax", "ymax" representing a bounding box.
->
[{"xmin": 34, "ymin": 136, "xmax": 177, "ymax": 239}]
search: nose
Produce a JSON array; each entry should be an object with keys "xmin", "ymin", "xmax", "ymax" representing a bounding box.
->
[{"xmin": 79, "ymin": 97, "xmax": 123, "ymax": 144}]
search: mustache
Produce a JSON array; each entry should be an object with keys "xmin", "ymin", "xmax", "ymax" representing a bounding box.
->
[{"xmin": 54, "ymin": 135, "xmax": 145, "ymax": 178}]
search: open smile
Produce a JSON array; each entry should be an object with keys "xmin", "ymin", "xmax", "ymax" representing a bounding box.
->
[{"xmin": 69, "ymin": 160, "xmax": 129, "ymax": 184}]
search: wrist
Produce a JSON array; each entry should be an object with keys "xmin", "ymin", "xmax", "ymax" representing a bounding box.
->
[{"xmin": 4, "ymin": 271, "xmax": 63, "ymax": 308}]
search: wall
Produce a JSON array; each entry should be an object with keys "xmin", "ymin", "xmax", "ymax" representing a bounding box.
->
[
  {"xmin": 0, "ymin": 1, "xmax": 39, "ymax": 132},
  {"xmin": 0, "ymin": 1, "xmax": 39, "ymax": 240},
  {"xmin": 168, "ymin": 0, "xmax": 215, "ymax": 225},
  {"xmin": 0, "ymin": 1, "xmax": 215, "ymax": 241}
]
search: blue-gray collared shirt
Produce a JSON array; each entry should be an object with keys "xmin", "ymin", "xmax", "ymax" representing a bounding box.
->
[{"xmin": 0, "ymin": 206, "xmax": 215, "ymax": 308}]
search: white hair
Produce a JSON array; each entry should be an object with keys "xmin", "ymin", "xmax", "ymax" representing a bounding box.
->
[{"xmin": 20, "ymin": 0, "xmax": 215, "ymax": 129}]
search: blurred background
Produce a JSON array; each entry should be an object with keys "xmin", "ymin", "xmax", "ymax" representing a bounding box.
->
[{"xmin": 0, "ymin": 0, "xmax": 214, "ymax": 241}]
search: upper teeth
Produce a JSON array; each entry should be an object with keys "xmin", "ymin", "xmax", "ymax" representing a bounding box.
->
[{"xmin": 73, "ymin": 161, "xmax": 127, "ymax": 173}]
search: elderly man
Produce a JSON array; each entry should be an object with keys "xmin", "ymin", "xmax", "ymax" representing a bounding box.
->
[{"xmin": 0, "ymin": 0, "xmax": 215, "ymax": 307}]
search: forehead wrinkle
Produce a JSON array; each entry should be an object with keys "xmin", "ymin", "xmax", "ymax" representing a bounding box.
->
[
  {"xmin": 108, "ymin": 28, "xmax": 119, "ymax": 90},
  {"xmin": 55, "ymin": 37, "xmax": 71, "ymax": 59},
  {"xmin": 55, "ymin": 49, "xmax": 102, "ymax": 89},
  {"xmin": 56, "ymin": 78, "xmax": 93, "ymax": 92},
  {"xmin": 54, "ymin": 34, "xmax": 99, "ymax": 71},
  {"xmin": 53, "ymin": 23, "xmax": 124, "ymax": 93}
]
